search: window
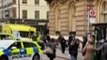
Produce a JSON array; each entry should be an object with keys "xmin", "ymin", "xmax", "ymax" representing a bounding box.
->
[
  {"xmin": 55, "ymin": 7, "xmax": 60, "ymax": 31},
  {"xmin": 35, "ymin": 11, "xmax": 39, "ymax": 19},
  {"xmin": 102, "ymin": 1, "xmax": 107, "ymax": 22},
  {"xmin": 23, "ymin": 42, "xmax": 36, "ymax": 48},
  {"xmin": 22, "ymin": 10, "xmax": 27, "ymax": 19},
  {"xmin": 35, "ymin": 0, "xmax": 39, "ymax": 5},
  {"xmin": 5, "ymin": 10, "xmax": 9, "ymax": 18},
  {"xmin": 22, "ymin": 0, "xmax": 27, "ymax": 4},
  {"xmin": 9, "ymin": 42, "xmax": 21, "ymax": 49},
  {"xmin": 19, "ymin": 31, "xmax": 29, "ymax": 38}
]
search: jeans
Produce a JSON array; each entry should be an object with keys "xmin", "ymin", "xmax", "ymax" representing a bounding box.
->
[{"xmin": 71, "ymin": 55, "xmax": 77, "ymax": 60}]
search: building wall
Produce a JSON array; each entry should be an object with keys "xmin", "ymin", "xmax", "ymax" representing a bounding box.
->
[
  {"xmin": 0, "ymin": 0, "xmax": 13, "ymax": 18},
  {"xmin": 47, "ymin": 0, "xmax": 106, "ymax": 38},
  {"xmin": 0, "ymin": 0, "xmax": 49, "ymax": 20},
  {"xmin": 48, "ymin": 0, "xmax": 87, "ymax": 36}
]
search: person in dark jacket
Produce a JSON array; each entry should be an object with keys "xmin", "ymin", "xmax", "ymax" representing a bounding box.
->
[
  {"xmin": 46, "ymin": 33, "xmax": 50, "ymax": 43},
  {"xmin": 101, "ymin": 42, "xmax": 107, "ymax": 60},
  {"xmin": 69, "ymin": 39, "xmax": 79, "ymax": 60},
  {"xmin": 68, "ymin": 32, "xmax": 73, "ymax": 48},
  {"xmin": 58, "ymin": 34, "xmax": 66, "ymax": 54}
]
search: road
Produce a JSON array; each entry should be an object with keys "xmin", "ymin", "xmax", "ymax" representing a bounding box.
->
[{"xmin": 40, "ymin": 48, "xmax": 83, "ymax": 60}]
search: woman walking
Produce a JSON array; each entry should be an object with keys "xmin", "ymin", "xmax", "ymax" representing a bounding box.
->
[
  {"xmin": 83, "ymin": 34, "xmax": 100, "ymax": 60},
  {"xmin": 43, "ymin": 38, "xmax": 56, "ymax": 60}
]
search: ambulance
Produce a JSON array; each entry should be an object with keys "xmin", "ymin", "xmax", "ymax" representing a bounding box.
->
[{"xmin": 0, "ymin": 24, "xmax": 36, "ymax": 40}]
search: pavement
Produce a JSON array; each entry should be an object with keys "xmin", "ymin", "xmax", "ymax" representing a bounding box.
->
[{"xmin": 40, "ymin": 47, "xmax": 84, "ymax": 60}]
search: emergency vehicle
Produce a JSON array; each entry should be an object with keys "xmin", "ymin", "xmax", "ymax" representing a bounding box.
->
[
  {"xmin": 0, "ymin": 24, "xmax": 36, "ymax": 40},
  {"xmin": 0, "ymin": 40, "xmax": 42, "ymax": 60},
  {"xmin": 0, "ymin": 33, "xmax": 14, "ymax": 40}
]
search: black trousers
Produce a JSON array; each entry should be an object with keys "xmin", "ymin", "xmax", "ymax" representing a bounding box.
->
[
  {"xmin": 46, "ymin": 50, "xmax": 56, "ymax": 60},
  {"xmin": 61, "ymin": 44, "xmax": 66, "ymax": 53}
]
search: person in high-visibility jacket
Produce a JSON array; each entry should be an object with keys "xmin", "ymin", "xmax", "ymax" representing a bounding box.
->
[
  {"xmin": 32, "ymin": 32, "xmax": 44, "ymax": 50},
  {"xmin": 32, "ymin": 32, "xmax": 41, "ymax": 42},
  {"xmin": 36, "ymin": 32, "xmax": 41, "ymax": 43}
]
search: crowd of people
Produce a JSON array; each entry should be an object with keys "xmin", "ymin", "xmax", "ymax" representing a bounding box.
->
[
  {"xmin": 34, "ymin": 31, "xmax": 106, "ymax": 60},
  {"xmin": 41, "ymin": 32, "xmax": 96, "ymax": 60}
]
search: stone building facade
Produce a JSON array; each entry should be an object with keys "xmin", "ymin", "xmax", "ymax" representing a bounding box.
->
[
  {"xmin": 0, "ymin": 0, "xmax": 49, "ymax": 20},
  {"xmin": 45, "ymin": 0, "xmax": 107, "ymax": 38}
]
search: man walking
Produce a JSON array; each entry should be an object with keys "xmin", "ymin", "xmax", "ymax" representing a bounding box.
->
[
  {"xmin": 69, "ymin": 39, "xmax": 79, "ymax": 60},
  {"xmin": 58, "ymin": 33, "xmax": 66, "ymax": 54}
]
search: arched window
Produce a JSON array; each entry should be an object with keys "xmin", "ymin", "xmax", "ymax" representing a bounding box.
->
[
  {"xmin": 100, "ymin": 1, "xmax": 107, "ymax": 22},
  {"xmin": 69, "ymin": 5, "xmax": 76, "ymax": 32},
  {"xmin": 55, "ymin": 6, "xmax": 60, "ymax": 32}
]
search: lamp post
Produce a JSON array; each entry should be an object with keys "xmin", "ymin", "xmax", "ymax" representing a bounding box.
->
[
  {"xmin": 1, "ymin": 0, "xmax": 3, "ymax": 20},
  {"xmin": 86, "ymin": 0, "xmax": 94, "ymax": 34},
  {"xmin": 18, "ymin": 0, "xmax": 20, "ymax": 19}
]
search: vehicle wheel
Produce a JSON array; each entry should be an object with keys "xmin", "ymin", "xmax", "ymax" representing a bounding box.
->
[
  {"xmin": 32, "ymin": 54, "xmax": 40, "ymax": 60},
  {"xmin": 0, "ymin": 56, "xmax": 8, "ymax": 60}
]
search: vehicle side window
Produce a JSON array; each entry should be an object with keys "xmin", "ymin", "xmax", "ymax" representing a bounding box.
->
[
  {"xmin": 9, "ymin": 42, "xmax": 21, "ymax": 49},
  {"xmin": 23, "ymin": 42, "xmax": 36, "ymax": 48}
]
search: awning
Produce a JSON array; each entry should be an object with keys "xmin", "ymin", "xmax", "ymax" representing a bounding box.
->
[{"xmin": 92, "ymin": 23, "xmax": 107, "ymax": 28}]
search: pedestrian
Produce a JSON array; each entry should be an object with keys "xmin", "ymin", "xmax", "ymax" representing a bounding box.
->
[
  {"xmin": 101, "ymin": 41, "xmax": 107, "ymax": 60},
  {"xmin": 82, "ymin": 34, "xmax": 88, "ymax": 56},
  {"xmin": 83, "ymin": 34, "xmax": 100, "ymax": 60},
  {"xmin": 46, "ymin": 33, "xmax": 50, "ymax": 44},
  {"xmin": 32, "ymin": 33, "xmax": 37, "ymax": 41},
  {"xmin": 32, "ymin": 32, "xmax": 41, "ymax": 43},
  {"xmin": 68, "ymin": 32, "xmax": 73, "ymax": 49},
  {"xmin": 42, "ymin": 34, "xmax": 49, "ymax": 47},
  {"xmin": 58, "ymin": 33, "xmax": 66, "ymax": 54},
  {"xmin": 69, "ymin": 38, "xmax": 79, "ymax": 60},
  {"xmin": 43, "ymin": 38, "xmax": 56, "ymax": 60}
]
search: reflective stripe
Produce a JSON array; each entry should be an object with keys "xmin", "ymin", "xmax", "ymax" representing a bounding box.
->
[
  {"xmin": 0, "ymin": 50, "xmax": 4, "ymax": 56},
  {"xmin": 26, "ymin": 48, "xmax": 33, "ymax": 55},
  {"xmin": 12, "ymin": 49, "xmax": 20, "ymax": 55}
]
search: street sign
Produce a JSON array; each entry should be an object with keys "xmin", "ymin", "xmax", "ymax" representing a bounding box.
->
[
  {"xmin": 89, "ymin": 9, "xmax": 96, "ymax": 24},
  {"xmin": 90, "ymin": 17, "xmax": 96, "ymax": 23},
  {"xmin": 89, "ymin": 9, "xmax": 96, "ymax": 17}
]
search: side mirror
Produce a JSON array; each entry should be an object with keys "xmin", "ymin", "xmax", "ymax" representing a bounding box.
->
[{"xmin": 11, "ymin": 46, "xmax": 17, "ymax": 50}]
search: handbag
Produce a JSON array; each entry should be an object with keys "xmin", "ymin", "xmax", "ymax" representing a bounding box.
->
[{"xmin": 44, "ymin": 47, "xmax": 53, "ymax": 54}]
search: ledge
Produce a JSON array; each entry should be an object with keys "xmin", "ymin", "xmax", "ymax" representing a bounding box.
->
[{"xmin": 45, "ymin": 0, "xmax": 53, "ymax": 4}]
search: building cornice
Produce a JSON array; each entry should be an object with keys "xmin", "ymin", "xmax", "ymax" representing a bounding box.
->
[
  {"xmin": 45, "ymin": 0, "xmax": 53, "ymax": 4},
  {"xmin": 45, "ymin": 0, "xmax": 80, "ymax": 7}
]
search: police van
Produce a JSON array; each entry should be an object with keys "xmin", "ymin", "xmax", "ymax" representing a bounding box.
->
[{"xmin": 0, "ymin": 40, "xmax": 42, "ymax": 60}]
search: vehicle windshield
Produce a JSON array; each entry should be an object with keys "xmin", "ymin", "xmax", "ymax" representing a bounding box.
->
[
  {"xmin": 0, "ymin": 35, "xmax": 12, "ymax": 40},
  {"xmin": 0, "ymin": 40, "xmax": 15, "ymax": 49},
  {"xmin": 19, "ymin": 31, "xmax": 34, "ymax": 38},
  {"xmin": 12, "ymin": 31, "xmax": 34, "ymax": 38},
  {"xmin": 20, "ymin": 31, "xmax": 29, "ymax": 37}
]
